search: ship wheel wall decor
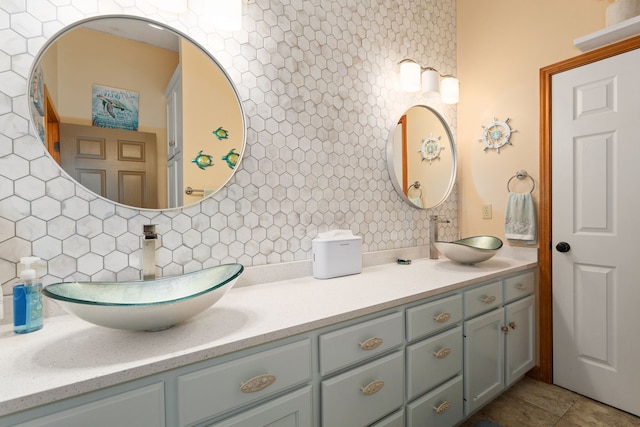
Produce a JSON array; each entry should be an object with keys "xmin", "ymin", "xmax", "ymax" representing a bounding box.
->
[
  {"xmin": 419, "ymin": 133, "xmax": 444, "ymax": 164},
  {"xmin": 479, "ymin": 117, "xmax": 516, "ymax": 153}
]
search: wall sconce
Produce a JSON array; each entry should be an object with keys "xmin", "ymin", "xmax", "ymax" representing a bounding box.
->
[
  {"xmin": 151, "ymin": 0, "xmax": 243, "ymax": 31},
  {"xmin": 153, "ymin": 0, "xmax": 188, "ymax": 13},
  {"xmin": 399, "ymin": 59, "xmax": 459, "ymax": 104},
  {"xmin": 206, "ymin": 0, "xmax": 243, "ymax": 31}
]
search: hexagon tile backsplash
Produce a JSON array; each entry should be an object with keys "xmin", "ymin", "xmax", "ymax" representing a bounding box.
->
[{"xmin": 0, "ymin": 0, "xmax": 458, "ymax": 296}]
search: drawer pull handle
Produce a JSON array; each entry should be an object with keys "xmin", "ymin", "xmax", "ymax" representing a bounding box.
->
[
  {"xmin": 433, "ymin": 347, "xmax": 452, "ymax": 359},
  {"xmin": 240, "ymin": 374, "xmax": 276, "ymax": 393},
  {"xmin": 359, "ymin": 337, "xmax": 383, "ymax": 351},
  {"xmin": 481, "ymin": 295, "xmax": 496, "ymax": 304},
  {"xmin": 360, "ymin": 380, "xmax": 384, "ymax": 396},
  {"xmin": 433, "ymin": 400, "xmax": 452, "ymax": 414},
  {"xmin": 433, "ymin": 312, "xmax": 451, "ymax": 323},
  {"xmin": 517, "ymin": 283, "xmax": 529, "ymax": 291}
]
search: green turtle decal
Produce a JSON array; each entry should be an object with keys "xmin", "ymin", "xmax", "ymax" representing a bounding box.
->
[
  {"xmin": 221, "ymin": 148, "xmax": 239, "ymax": 169},
  {"xmin": 191, "ymin": 150, "xmax": 214, "ymax": 170},
  {"xmin": 213, "ymin": 127, "xmax": 229, "ymax": 140}
]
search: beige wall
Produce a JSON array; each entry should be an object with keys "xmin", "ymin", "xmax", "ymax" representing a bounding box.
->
[
  {"xmin": 180, "ymin": 39, "xmax": 244, "ymax": 205},
  {"xmin": 456, "ymin": 0, "xmax": 613, "ymax": 243}
]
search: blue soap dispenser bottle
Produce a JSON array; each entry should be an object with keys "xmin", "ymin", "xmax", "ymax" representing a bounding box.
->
[{"xmin": 13, "ymin": 256, "xmax": 43, "ymax": 334}]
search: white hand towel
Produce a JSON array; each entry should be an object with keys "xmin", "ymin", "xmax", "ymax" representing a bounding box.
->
[
  {"xmin": 409, "ymin": 197, "xmax": 423, "ymax": 208},
  {"xmin": 505, "ymin": 192, "xmax": 536, "ymax": 243}
]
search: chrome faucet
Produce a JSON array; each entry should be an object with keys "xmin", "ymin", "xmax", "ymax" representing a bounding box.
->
[
  {"xmin": 429, "ymin": 215, "xmax": 450, "ymax": 259},
  {"xmin": 142, "ymin": 224, "xmax": 158, "ymax": 280}
]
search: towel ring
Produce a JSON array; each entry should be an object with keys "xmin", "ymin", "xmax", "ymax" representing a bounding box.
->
[
  {"xmin": 507, "ymin": 170, "xmax": 535, "ymax": 193},
  {"xmin": 408, "ymin": 181, "xmax": 422, "ymax": 197}
]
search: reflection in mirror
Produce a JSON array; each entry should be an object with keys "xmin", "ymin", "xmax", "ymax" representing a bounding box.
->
[
  {"xmin": 28, "ymin": 16, "xmax": 245, "ymax": 210},
  {"xmin": 387, "ymin": 105, "xmax": 456, "ymax": 209}
]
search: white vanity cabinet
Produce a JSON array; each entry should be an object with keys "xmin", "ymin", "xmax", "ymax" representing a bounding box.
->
[
  {"xmin": 463, "ymin": 271, "xmax": 535, "ymax": 415},
  {"xmin": 0, "ymin": 264, "xmax": 537, "ymax": 427}
]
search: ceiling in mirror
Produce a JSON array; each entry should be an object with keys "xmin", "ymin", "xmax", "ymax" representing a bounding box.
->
[
  {"xmin": 28, "ymin": 15, "xmax": 246, "ymax": 210},
  {"xmin": 387, "ymin": 105, "xmax": 457, "ymax": 209}
]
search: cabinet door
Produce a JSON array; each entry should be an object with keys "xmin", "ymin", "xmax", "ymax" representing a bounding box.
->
[
  {"xmin": 463, "ymin": 309, "xmax": 504, "ymax": 415},
  {"xmin": 14, "ymin": 383, "xmax": 164, "ymax": 427},
  {"xmin": 505, "ymin": 295, "xmax": 535, "ymax": 386},
  {"xmin": 208, "ymin": 386, "xmax": 312, "ymax": 427}
]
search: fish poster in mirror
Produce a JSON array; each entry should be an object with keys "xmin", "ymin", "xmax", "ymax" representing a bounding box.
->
[
  {"xmin": 386, "ymin": 105, "xmax": 457, "ymax": 209},
  {"xmin": 27, "ymin": 15, "xmax": 246, "ymax": 210}
]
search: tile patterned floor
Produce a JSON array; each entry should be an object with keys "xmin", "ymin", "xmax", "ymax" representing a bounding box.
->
[{"xmin": 460, "ymin": 377, "xmax": 640, "ymax": 427}]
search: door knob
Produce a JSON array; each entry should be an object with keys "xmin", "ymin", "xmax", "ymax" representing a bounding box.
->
[{"xmin": 556, "ymin": 242, "xmax": 571, "ymax": 253}]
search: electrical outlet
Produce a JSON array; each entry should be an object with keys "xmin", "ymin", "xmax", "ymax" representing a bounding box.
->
[{"xmin": 482, "ymin": 203, "xmax": 492, "ymax": 219}]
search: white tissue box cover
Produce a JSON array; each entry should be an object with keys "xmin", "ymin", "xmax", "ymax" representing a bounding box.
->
[{"xmin": 312, "ymin": 230, "xmax": 362, "ymax": 279}]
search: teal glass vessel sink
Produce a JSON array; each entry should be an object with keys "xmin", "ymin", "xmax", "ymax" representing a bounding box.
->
[
  {"xmin": 43, "ymin": 263, "xmax": 244, "ymax": 331},
  {"xmin": 434, "ymin": 236, "xmax": 503, "ymax": 264}
]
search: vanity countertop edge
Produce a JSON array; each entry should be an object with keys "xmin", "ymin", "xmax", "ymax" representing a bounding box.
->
[{"xmin": 0, "ymin": 255, "xmax": 537, "ymax": 417}]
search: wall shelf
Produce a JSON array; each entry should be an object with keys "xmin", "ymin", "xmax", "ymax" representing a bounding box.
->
[{"xmin": 574, "ymin": 15, "xmax": 640, "ymax": 52}]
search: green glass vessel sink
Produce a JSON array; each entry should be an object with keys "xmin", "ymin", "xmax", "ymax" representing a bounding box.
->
[
  {"xmin": 43, "ymin": 263, "xmax": 244, "ymax": 331},
  {"xmin": 434, "ymin": 236, "xmax": 503, "ymax": 264}
]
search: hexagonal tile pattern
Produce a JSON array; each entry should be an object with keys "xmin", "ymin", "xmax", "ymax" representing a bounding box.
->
[{"xmin": 0, "ymin": 0, "xmax": 458, "ymax": 294}]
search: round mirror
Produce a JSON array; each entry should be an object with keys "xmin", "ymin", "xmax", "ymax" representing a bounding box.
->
[
  {"xmin": 28, "ymin": 16, "xmax": 246, "ymax": 210},
  {"xmin": 386, "ymin": 105, "xmax": 457, "ymax": 209}
]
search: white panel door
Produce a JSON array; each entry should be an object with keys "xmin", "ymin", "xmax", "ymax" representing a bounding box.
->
[{"xmin": 552, "ymin": 47, "xmax": 640, "ymax": 416}]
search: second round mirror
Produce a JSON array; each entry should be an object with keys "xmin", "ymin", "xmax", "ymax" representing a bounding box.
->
[{"xmin": 387, "ymin": 105, "xmax": 456, "ymax": 209}]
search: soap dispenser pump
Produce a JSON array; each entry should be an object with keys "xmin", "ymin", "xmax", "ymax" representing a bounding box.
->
[{"xmin": 13, "ymin": 256, "xmax": 43, "ymax": 334}]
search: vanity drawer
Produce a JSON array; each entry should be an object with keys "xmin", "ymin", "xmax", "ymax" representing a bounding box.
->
[
  {"xmin": 464, "ymin": 280, "xmax": 503, "ymax": 318},
  {"xmin": 504, "ymin": 271, "xmax": 535, "ymax": 303},
  {"xmin": 406, "ymin": 375, "xmax": 463, "ymax": 427},
  {"xmin": 319, "ymin": 312, "xmax": 403, "ymax": 376},
  {"xmin": 321, "ymin": 351, "xmax": 404, "ymax": 427},
  {"xmin": 370, "ymin": 409, "xmax": 404, "ymax": 427},
  {"xmin": 406, "ymin": 326, "xmax": 463, "ymax": 401},
  {"xmin": 178, "ymin": 339, "xmax": 312, "ymax": 427},
  {"xmin": 406, "ymin": 294, "xmax": 462, "ymax": 341}
]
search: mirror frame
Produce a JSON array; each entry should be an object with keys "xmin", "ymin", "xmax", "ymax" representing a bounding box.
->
[
  {"xmin": 386, "ymin": 105, "xmax": 457, "ymax": 209},
  {"xmin": 27, "ymin": 14, "xmax": 247, "ymax": 211}
]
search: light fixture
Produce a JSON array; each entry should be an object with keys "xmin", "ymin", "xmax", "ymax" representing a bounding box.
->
[
  {"xmin": 205, "ymin": 0, "xmax": 243, "ymax": 31},
  {"xmin": 398, "ymin": 59, "xmax": 459, "ymax": 104},
  {"xmin": 440, "ymin": 75, "xmax": 460, "ymax": 104},
  {"xmin": 153, "ymin": 0, "xmax": 188, "ymax": 13},
  {"xmin": 421, "ymin": 67, "xmax": 440, "ymax": 101},
  {"xmin": 399, "ymin": 59, "xmax": 422, "ymax": 92}
]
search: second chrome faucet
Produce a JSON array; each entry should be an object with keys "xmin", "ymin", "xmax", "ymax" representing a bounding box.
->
[{"xmin": 429, "ymin": 215, "xmax": 450, "ymax": 259}]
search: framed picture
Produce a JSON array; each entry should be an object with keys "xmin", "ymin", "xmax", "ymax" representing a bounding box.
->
[
  {"xmin": 31, "ymin": 66, "xmax": 44, "ymax": 116},
  {"xmin": 92, "ymin": 84, "xmax": 139, "ymax": 131}
]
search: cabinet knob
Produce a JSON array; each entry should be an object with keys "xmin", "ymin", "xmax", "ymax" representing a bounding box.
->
[
  {"xmin": 359, "ymin": 337, "xmax": 383, "ymax": 351},
  {"xmin": 433, "ymin": 347, "xmax": 452, "ymax": 359},
  {"xmin": 240, "ymin": 374, "xmax": 276, "ymax": 393},
  {"xmin": 501, "ymin": 325, "xmax": 510, "ymax": 334},
  {"xmin": 433, "ymin": 312, "xmax": 452, "ymax": 323},
  {"xmin": 360, "ymin": 380, "xmax": 384, "ymax": 396},
  {"xmin": 509, "ymin": 321, "xmax": 518, "ymax": 330},
  {"xmin": 433, "ymin": 400, "xmax": 452, "ymax": 414},
  {"xmin": 481, "ymin": 295, "xmax": 496, "ymax": 304}
]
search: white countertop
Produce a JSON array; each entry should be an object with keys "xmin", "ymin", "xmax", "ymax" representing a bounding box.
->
[{"xmin": 0, "ymin": 255, "xmax": 536, "ymax": 417}]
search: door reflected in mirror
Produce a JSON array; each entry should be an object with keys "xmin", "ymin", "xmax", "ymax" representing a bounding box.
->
[
  {"xmin": 28, "ymin": 16, "xmax": 245, "ymax": 210},
  {"xmin": 387, "ymin": 105, "xmax": 456, "ymax": 209}
]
